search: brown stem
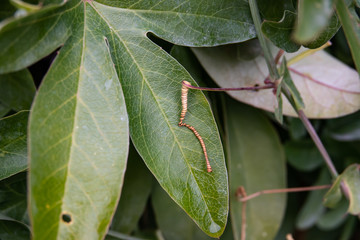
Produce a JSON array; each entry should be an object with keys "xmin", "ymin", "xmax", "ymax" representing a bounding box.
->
[
  {"xmin": 297, "ymin": 110, "xmax": 339, "ymax": 178},
  {"xmin": 236, "ymin": 187, "xmax": 247, "ymax": 240},
  {"xmin": 274, "ymin": 49, "xmax": 285, "ymax": 65},
  {"xmin": 182, "ymin": 81, "xmax": 274, "ymax": 92},
  {"xmin": 239, "ymin": 185, "xmax": 331, "ymax": 202}
]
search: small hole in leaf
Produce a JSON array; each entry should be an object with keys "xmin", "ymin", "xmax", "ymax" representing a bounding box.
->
[{"xmin": 61, "ymin": 213, "xmax": 72, "ymax": 224}]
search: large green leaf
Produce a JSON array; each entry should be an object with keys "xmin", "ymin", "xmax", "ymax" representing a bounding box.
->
[
  {"xmin": 29, "ymin": 3, "xmax": 129, "ymax": 239},
  {"xmin": 225, "ymin": 99, "xmax": 286, "ymax": 240},
  {"xmin": 0, "ymin": 69, "xmax": 35, "ymax": 111},
  {"xmin": 152, "ymin": 183, "xmax": 213, "ymax": 240},
  {"xmin": 0, "ymin": 0, "xmax": 260, "ymax": 238},
  {"xmin": 192, "ymin": 41, "xmax": 360, "ymax": 118},
  {"xmin": 0, "ymin": 111, "xmax": 29, "ymax": 180}
]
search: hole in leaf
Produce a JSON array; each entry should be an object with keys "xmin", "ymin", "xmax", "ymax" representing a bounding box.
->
[{"xmin": 61, "ymin": 213, "xmax": 72, "ymax": 224}]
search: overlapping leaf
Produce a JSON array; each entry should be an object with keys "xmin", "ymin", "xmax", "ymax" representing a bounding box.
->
[
  {"xmin": 29, "ymin": 4, "xmax": 129, "ymax": 239},
  {"xmin": 225, "ymin": 99, "xmax": 286, "ymax": 240},
  {"xmin": 293, "ymin": 0, "xmax": 337, "ymax": 43},
  {"xmin": 0, "ymin": 111, "xmax": 29, "ymax": 180},
  {"xmin": 0, "ymin": 0, "xmax": 259, "ymax": 238},
  {"xmin": 192, "ymin": 41, "xmax": 360, "ymax": 118},
  {"xmin": 0, "ymin": 69, "xmax": 35, "ymax": 111}
]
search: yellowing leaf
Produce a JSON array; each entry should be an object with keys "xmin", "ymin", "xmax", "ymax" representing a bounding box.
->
[{"xmin": 192, "ymin": 41, "xmax": 360, "ymax": 118}]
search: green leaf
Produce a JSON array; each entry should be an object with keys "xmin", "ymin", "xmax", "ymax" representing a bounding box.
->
[
  {"xmin": 275, "ymin": 78, "xmax": 284, "ymax": 124},
  {"xmin": 262, "ymin": 10, "xmax": 300, "ymax": 53},
  {"xmin": 225, "ymin": 99, "xmax": 286, "ymax": 240},
  {"xmin": 0, "ymin": 111, "xmax": 29, "ymax": 181},
  {"xmin": 0, "ymin": 214, "xmax": 30, "ymax": 240},
  {"xmin": 0, "ymin": 69, "xmax": 35, "ymax": 111},
  {"xmin": 1, "ymin": 0, "xmax": 261, "ymax": 237},
  {"xmin": 325, "ymin": 111, "xmax": 360, "ymax": 141},
  {"xmin": 317, "ymin": 198, "xmax": 349, "ymax": 230},
  {"xmin": 341, "ymin": 164, "xmax": 360, "ymax": 214},
  {"xmin": 280, "ymin": 57, "xmax": 305, "ymax": 109},
  {"xmin": 287, "ymin": 117, "xmax": 307, "ymax": 140},
  {"xmin": 192, "ymin": 42, "xmax": 360, "ymax": 118},
  {"xmin": 335, "ymin": 0, "xmax": 360, "ymax": 75},
  {"xmin": 95, "ymin": 0, "xmax": 255, "ymax": 47},
  {"xmin": 0, "ymin": 173, "xmax": 28, "ymax": 223},
  {"xmin": 285, "ymin": 140, "xmax": 324, "ymax": 172},
  {"xmin": 296, "ymin": 168, "xmax": 330, "ymax": 230},
  {"xmin": 323, "ymin": 172, "xmax": 343, "ymax": 208},
  {"xmin": 294, "ymin": 0, "xmax": 337, "ymax": 43},
  {"xmin": 257, "ymin": 0, "xmax": 296, "ymax": 21},
  {"xmin": 152, "ymin": 183, "xmax": 212, "ymax": 240},
  {"xmin": 110, "ymin": 144, "xmax": 153, "ymax": 235},
  {"xmin": 0, "ymin": 1, "xmax": 76, "ymax": 74},
  {"xmin": 29, "ymin": 4, "xmax": 129, "ymax": 239},
  {"xmin": 324, "ymin": 164, "xmax": 360, "ymax": 214}
]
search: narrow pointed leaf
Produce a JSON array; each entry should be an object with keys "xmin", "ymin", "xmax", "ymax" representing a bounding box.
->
[
  {"xmin": 225, "ymin": 99, "xmax": 286, "ymax": 240},
  {"xmin": 0, "ymin": 111, "xmax": 29, "ymax": 180},
  {"xmin": 275, "ymin": 80, "xmax": 283, "ymax": 124},
  {"xmin": 335, "ymin": 0, "xmax": 360, "ymax": 75},
  {"xmin": 29, "ymin": 4, "xmax": 129, "ymax": 239},
  {"xmin": 0, "ymin": 69, "xmax": 35, "ymax": 111},
  {"xmin": 280, "ymin": 57, "xmax": 305, "ymax": 109},
  {"xmin": 192, "ymin": 42, "xmax": 360, "ymax": 118}
]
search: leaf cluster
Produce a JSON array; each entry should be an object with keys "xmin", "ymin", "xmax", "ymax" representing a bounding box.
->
[{"xmin": 0, "ymin": 0, "xmax": 360, "ymax": 240}]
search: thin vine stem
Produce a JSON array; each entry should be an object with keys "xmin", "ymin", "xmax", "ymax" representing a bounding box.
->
[
  {"xmin": 182, "ymin": 81, "xmax": 274, "ymax": 91},
  {"xmin": 297, "ymin": 110, "xmax": 339, "ymax": 178},
  {"xmin": 248, "ymin": 0, "xmax": 280, "ymax": 80},
  {"xmin": 238, "ymin": 184, "xmax": 331, "ymax": 202}
]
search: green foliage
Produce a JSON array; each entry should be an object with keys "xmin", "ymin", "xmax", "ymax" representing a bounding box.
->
[
  {"xmin": 225, "ymin": 99, "xmax": 286, "ymax": 240},
  {"xmin": 0, "ymin": 112, "xmax": 29, "ymax": 180},
  {"xmin": 0, "ymin": 0, "xmax": 360, "ymax": 240}
]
